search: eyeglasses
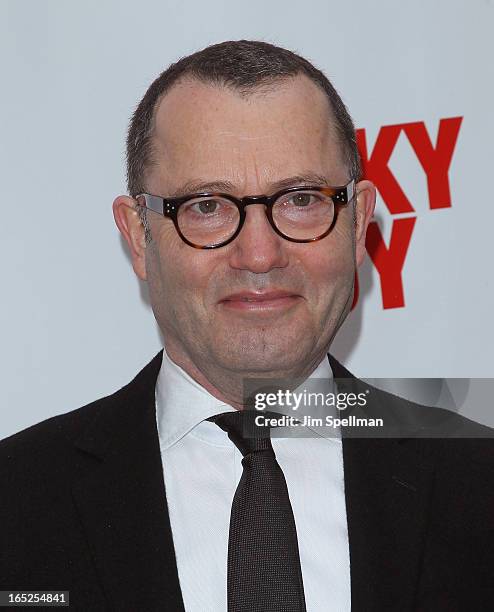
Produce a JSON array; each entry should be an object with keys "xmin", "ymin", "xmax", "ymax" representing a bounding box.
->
[{"xmin": 135, "ymin": 179, "xmax": 355, "ymax": 249}]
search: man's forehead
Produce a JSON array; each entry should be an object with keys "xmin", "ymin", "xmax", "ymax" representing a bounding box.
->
[
  {"xmin": 153, "ymin": 75, "xmax": 334, "ymax": 140},
  {"xmin": 148, "ymin": 75, "xmax": 346, "ymax": 192}
]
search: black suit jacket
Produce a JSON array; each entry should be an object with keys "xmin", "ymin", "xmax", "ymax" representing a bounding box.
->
[{"xmin": 1, "ymin": 351, "xmax": 493, "ymax": 611}]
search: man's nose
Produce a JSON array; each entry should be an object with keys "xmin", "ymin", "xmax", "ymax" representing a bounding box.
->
[{"xmin": 228, "ymin": 204, "xmax": 289, "ymax": 273}]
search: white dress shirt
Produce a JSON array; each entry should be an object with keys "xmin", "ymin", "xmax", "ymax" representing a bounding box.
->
[{"xmin": 155, "ymin": 348, "xmax": 351, "ymax": 612}]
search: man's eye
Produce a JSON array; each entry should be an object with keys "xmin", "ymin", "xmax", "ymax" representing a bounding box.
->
[
  {"xmin": 192, "ymin": 199, "xmax": 220, "ymax": 214},
  {"xmin": 288, "ymin": 193, "xmax": 315, "ymax": 207}
]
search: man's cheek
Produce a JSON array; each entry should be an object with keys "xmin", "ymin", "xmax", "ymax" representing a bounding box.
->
[
  {"xmin": 313, "ymin": 255, "xmax": 354, "ymax": 313},
  {"xmin": 311, "ymin": 248, "xmax": 354, "ymax": 284}
]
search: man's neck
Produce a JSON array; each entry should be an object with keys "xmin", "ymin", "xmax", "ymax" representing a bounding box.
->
[{"xmin": 162, "ymin": 339, "xmax": 330, "ymax": 410}]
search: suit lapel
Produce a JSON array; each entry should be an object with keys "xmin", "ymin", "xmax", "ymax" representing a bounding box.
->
[
  {"xmin": 72, "ymin": 351, "xmax": 185, "ymax": 611},
  {"xmin": 329, "ymin": 355, "xmax": 436, "ymax": 610}
]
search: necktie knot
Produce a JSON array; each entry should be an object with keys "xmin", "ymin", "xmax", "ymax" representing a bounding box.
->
[{"xmin": 209, "ymin": 410, "xmax": 276, "ymax": 457}]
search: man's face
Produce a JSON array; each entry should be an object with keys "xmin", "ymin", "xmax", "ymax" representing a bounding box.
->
[{"xmin": 115, "ymin": 75, "xmax": 374, "ymax": 383}]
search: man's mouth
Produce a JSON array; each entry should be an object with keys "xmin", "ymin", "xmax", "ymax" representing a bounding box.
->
[{"xmin": 219, "ymin": 290, "xmax": 302, "ymax": 311}]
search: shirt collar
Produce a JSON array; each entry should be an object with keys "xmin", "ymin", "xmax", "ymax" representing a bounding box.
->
[
  {"xmin": 155, "ymin": 348, "xmax": 336, "ymax": 451},
  {"xmin": 156, "ymin": 348, "xmax": 235, "ymax": 451}
]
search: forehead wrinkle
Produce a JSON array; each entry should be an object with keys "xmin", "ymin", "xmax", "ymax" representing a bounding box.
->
[{"xmin": 215, "ymin": 130, "xmax": 275, "ymax": 142}]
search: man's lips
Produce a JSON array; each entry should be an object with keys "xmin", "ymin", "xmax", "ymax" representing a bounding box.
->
[{"xmin": 218, "ymin": 291, "xmax": 302, "ymax": 311}]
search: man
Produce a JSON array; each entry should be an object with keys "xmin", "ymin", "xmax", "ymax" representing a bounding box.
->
[{"xmin": 1, "ymin": 41, "xmax": 492, "ymax": 611}]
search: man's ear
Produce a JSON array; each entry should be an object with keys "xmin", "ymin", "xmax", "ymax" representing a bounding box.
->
[
  {"xmin": 112, "ymin": 195, "xmax": 148, "ymax": 281},
  {"xmin": 354, "ymin": 180, "xmax": 376, "ymax": 267}
]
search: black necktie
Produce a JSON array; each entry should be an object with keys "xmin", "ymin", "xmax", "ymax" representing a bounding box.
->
[{"xmin": 209, "ymin": 410, "xmax": 307, "ymax": 612}]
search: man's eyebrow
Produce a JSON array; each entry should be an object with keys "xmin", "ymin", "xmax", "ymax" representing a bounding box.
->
[
  {"xmin": 170, "ymin": 179, "xmax": 237, "ymax": 197},
  {"xmin": 267, "ymin": 173, "xmax": 333, "ymax": 191},
  {"xmin": 169, "ymin": 173, "xmax": 333, "ymax": 197}
]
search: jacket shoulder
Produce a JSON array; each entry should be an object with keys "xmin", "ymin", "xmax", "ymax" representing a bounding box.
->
[
  {"xmin": 0, "ymin": 350, "xmax": 164, "ymax": 470},
  {"xmin": 329, "ymin": 353, "xmax": 494, "ymax": 466}
]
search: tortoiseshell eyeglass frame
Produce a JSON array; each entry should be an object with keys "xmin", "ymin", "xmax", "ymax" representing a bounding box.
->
[{"xmin": 135, "ymin": 179, "xmax": 355, "ymax": 249}]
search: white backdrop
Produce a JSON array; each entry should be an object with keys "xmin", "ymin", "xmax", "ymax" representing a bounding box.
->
[{"xmin": 1, "ymin": 0, "xmax": 493, "ymax": 439}]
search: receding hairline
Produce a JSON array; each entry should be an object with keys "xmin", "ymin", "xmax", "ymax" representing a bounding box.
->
[{"xmin": 144, "ymin": 73, "xmax": 344, "ymax": 183}]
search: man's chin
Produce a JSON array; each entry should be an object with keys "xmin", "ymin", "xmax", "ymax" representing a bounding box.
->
[{"xmin": 212, "ymin": 342, "xmax": 317, "ymax": 378}]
